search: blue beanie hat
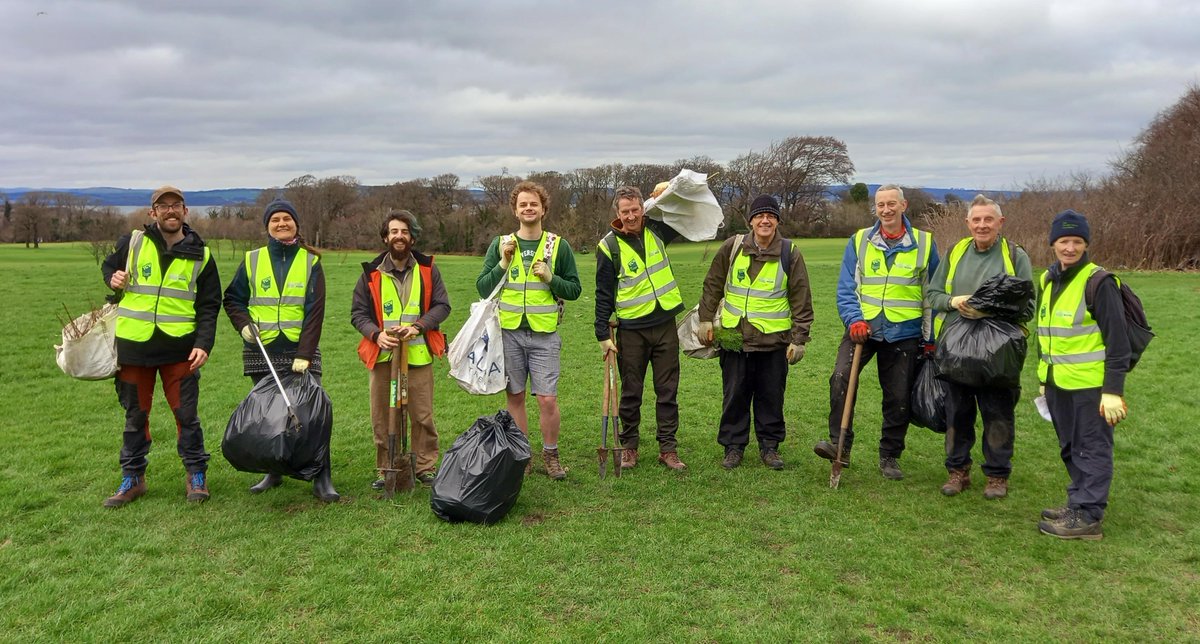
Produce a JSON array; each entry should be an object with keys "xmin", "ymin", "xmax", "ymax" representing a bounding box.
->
[
  {"xmin": 263, "ymin": 199, "xmax": 300, "ymax": 228},
  {"xmin": 1049, "ymin": 209, "xmax": 1090, "ymax": 245},
  {"xmin": 748, "ymin": 194, "xmax": 781, "ymax": 221}
]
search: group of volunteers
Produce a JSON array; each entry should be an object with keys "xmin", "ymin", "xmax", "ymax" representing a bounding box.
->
[{"xmin": 97, "ymin": 181, "xmax": 1131, "ymax": 540}]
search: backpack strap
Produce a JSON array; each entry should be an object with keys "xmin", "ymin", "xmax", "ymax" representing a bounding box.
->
[
  {"xmin": 602, "ymin": 232, "xmax": 620, "ymax": 271},
  {"xmin": 1084, "ymin": 267, "xmax": 1115, "ymax": 311},
  {"xmin": 780, "ymin": 238, "xmax": 792, "ymax": 278}
]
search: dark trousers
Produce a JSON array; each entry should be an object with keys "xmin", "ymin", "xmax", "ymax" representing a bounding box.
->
[
  {"xmin": 1047, "ymin": 386, "xmax": 1113, "ymax": 521},
  {"xmin": 718, "ymin": 348, "xmax": 788, "ymax": 452},
  {"xmin": 944, "ymin": 382, "xmax": 1018, "ymax": 478},
  {"xmin": 616, "ymin": 319, "xmax": 681, "ymax": 452},
  {"xmin": 115, "ymin": 362, "xmax": 209, "ymax": 476},
  {"xmin": 827, "ymin": 334, "xmax": 919, "ymax": 457}
]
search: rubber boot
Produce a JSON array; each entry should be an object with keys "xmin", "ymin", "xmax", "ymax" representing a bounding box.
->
[
  {"xmin": 312, "ymin": 456, "xmax": 340, "ymax": 503},
  {"xmin": 249, "ymin": 473, "xmax": 283, "ymax": 494}
]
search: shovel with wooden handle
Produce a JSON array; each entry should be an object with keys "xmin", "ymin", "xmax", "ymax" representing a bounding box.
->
[
  {"xmin": 598, "ymin": 348, "xmax": 612, "ymax": 479},
  {"xmin": 830, "ymin": 343, "xmax": 864, "ymax": 490},
  {"xmin": 382, "ymin": 333, "xmax": 415, "ymax": 497}
]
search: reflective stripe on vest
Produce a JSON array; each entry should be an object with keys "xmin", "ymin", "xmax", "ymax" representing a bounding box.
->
[
  {"xmin": 855, "ymin": 228, "xmax": 931, "ymax": 323},
  {"xmin": 116, "ymin": 232, "xmax": 211, "ymax": 341},
  {"xmin": 498, "ymin": 232, "xmax": 561, "ymax": 332},
  {"xmin": 246, "ymin": 247, "xmax": 316, "ymax": 343},
  {"xmin": 933, "ymin": 236, "xmax": 1015, "ymax": 339},
  {"xmin": 376, "ymin": 269, "xmax": 431, "ymax": 367},
  {"xmin": 1037, "ymin": 263, "xmax": 1104, "ymax": 389},
  {"xmin": 599, "ymin": 229, "xmax": 683, "ymax": 320},
  {"xmin": 720, "ymin": 247, "xmax": 790, "ymax": 334}
]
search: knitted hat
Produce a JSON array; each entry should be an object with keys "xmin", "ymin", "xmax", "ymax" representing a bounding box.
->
[
  {"xmin": 263, "ymin": 199, "xmax": 300, "ymax": 228},
  {"xmin": 747, "ymin": 194, "xmax": 781, "ymax": 221},
  {"xmin": 1048, "ymin": 209, "xmax": 1090, "ymax": 245}
]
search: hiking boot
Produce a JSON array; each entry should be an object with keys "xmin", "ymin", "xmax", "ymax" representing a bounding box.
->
[
  {"xmin": 621, "ymin": 448, "xmax": 639, "ymax": 469},
  {"xmin": 658, "ymin": 451, "xmax": 687, "ymax": 471},
  {"xmin": 879, "ymin": 456, "xmax": 904, "ymax": 480},
  {"xmin": 249, "ymin": 473, "xmax": 283, "ymax": 494},
  {"xmin": 760, "ymin": 448, "xmax": 785, "ymax": 470},
  {"xmin": 543, "ymin": 449, "xmax": 566, "ymax": 481},
  {"xmin": 1041, "ymin": 504, "xmax": 1071, "ymax": 520},
  {"xmin": 416, "ymin": 470, "xmax": 436, "ymax": 487},
  {"xmin": 721, "ymin": 448, "xmax": 744, "ymax": 470},
  {"xmin": 103, "ymin": 475, "xmax": 146, "ymax": 508},
  {"xmin": 371, "ymin": 478, "xmax": 385, "ymax": 491},
  {"xmin": 1039, "ymin": 508, "xmax": 1103, "ymax": 541},
  {"xmin": 983, "ymin": 476, "xmax": 1008, "ymax": 500},
  {"xmin": 813, "ymin": 440, "xmax": 851, "ymax": 467},
  {"xmin": 186, "ymin": 471, "xmax": 209, "ymax": 503},
  {"xmin": 941, "ymin": 467, "xmax": 971, "ymax": 496}
]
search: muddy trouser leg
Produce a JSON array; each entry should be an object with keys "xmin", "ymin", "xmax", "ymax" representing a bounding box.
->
[
  {"xmin": 116, "ymin": 365, "xmax": 156, "ymax": 477},
  {"xmin": 368, "ymin": 362, "xmax": 391, "ymax": 473},
  {"xmin": 826, "ymin": 334, "xmax": 877, "ymax": 451},
  {"xmin": 976, "ymin": 385, "xmax": 1017, "ymax": 479},
  {"xmin": 160, "ymin": 361, "xmax": 209, "ymax": 474},
  {"xmin": 943, "ymin": 382, "xmax": 978, "ymax": 472},
  {"xmin": 406, "ymin": 364, "xmax": 439, "ymax": 475},
  {"xmin": 877, "ymin": 337, "xmax": 919, "ymax": 458}
]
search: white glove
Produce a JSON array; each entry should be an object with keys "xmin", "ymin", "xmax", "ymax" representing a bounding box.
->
[
  {"xmin": 292, "ymin": 358, "xmax": 310, "ymax": 373},
  {"xmin": 240, "ymin": 325, "xmax": 258, "ymax": 343},
  {"xmin": 697, "ymin": 321, "xmax": 714, "ymax": 346},
  {"xmin": 1099, "ymin": 393, "xmax": 1127, "ymax": 426},
  {"xmin": 599, "ymin": 339, "xmax": 617, "ymax": 358}
]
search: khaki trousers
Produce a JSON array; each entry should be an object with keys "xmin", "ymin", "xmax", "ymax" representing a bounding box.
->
[{"xmin": 369, "ymin": 361, "xmax": 438, "ymax": 475}]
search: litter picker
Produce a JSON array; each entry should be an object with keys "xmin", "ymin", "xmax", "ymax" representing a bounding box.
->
[
  {"xmin": 251, "ymin": 325, "xmax": 302, "ymax": 433},
  {"xmin": 382, "ymin": 334, "xmax": 416, "ymax": 497},
  {"xmin": 830, "ymin": 343, "xmax": 863, "ymax": 489}
]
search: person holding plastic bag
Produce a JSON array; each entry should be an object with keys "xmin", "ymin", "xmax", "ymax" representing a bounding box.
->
[
  {"xmin": 476, "ymin": 181, "xmax": 582, "ymax": 480},
  {"xmin": 1036, "ymin": 210, "xmax": 1131, "ymax": 540},
  {"xmin": 222, "ymin": 198, "xmax": 338, "ymax": 502},
  {"xmin": 595, "ymin": 185, "xmax": 688, "ymax": 471},
  {"xmin": 352, "ymin": 211, "xmax": 451, "ymax": 489},
  {"xmin": 926, "ymin": 195, "xmax": 1035, "ymax": 500},
  {"xmin": 99, "ymin": 186, "xmax": 221, "ymax": 507},
  {"xmin": 813, "ymin": 184, "xmax": 939, "ymax": 481}
]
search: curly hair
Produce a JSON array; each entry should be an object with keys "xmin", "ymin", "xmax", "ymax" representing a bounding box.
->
[
  {"xmin": 379, "ymin": 210, "xmax": 422, "ymax": 241},
  {"xmin": 509, "ymin": 181, "xmax": 551, "ymax": 214}
]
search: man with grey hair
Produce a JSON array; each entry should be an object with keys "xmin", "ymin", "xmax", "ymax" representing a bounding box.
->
[
  {"xmin": 926, "ymin": 194, "xmax": 1035, "ymax": 500},
  {"xmin": 814, "ymin": 184, "xmax": 939, "ymax": 480},
  {"xmin": 594, "ymin": 185, "xmax": 688, "ymax": 470}
]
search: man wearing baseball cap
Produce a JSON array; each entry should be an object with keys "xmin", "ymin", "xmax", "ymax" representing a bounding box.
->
[{"xmin": 100, "ymin": 185, "xmax": 221, "ymax": 507}]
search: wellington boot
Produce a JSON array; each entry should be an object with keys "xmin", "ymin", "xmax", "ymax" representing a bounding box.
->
[
  {"xmin": 249, "ymin": 473, "xmax": 283, "ymax": 494},
  {"xmin": 312, "ymin": 466, "xmax": 340, "ymax": 503}
]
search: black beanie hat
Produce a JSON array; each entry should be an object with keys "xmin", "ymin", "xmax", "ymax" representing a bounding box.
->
[
  {"xmin": 1048, "ymin": 209, "xmax": 1090, "ymax": 245},
  {"xmin": 263, "ymin": 199, "xmax": 300, "ymax": 228},
  {"xmin": 748, "ymin": 194, "xmax": 781, "ymax": 221}
]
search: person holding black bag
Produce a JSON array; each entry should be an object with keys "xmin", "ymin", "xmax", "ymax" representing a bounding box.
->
[{"xmin": 223, "ymin": 198, "xmax": 338, "ymax": 502}]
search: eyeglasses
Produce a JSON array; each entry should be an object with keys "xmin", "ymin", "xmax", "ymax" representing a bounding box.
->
[{"xmin": 154, "ymin": 202, "xmax": 185, "ymax": 212}]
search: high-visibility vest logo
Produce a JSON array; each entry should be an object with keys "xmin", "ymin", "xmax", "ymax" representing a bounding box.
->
[
  {"xmin": 260, "ymin": 277, "xmax": 272, "ymax": 290},
  {"xmin": 141, "ymin": 263, "xmax": 152, "ymax": 278}
]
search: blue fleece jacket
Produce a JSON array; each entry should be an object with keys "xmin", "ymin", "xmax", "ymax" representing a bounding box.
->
[{"xmin": 835, "ymin": 216, "xmax": 939, "ymax": 342}]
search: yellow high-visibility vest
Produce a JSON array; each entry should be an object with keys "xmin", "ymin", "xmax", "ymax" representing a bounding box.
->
[
  {"xmin": 721, "ymin": 247, "xmax": 790, "ymax": 334},
  {"xmin": 116, "ymin": 232, "xmax": 211, "ymax": 341},
  {"xmin": 376, "ymin": 269, "xmax": 432, "ymax": 367},
  {"xmin": 246, "ymin": 247, "xmax": 315, "ymax": 343},
  {"xmin": 1037, "ymin": 263, "xmax": 1105, "ymax": 389},
  {"xmin": 599, "ymin": 229, "xmax": 683, "ymax": 320},
  {"xmin": 855, "ymin": 228, "xmax": 931, "ymax": 323},
  {"xmin": 498, "ymin": 232, "xmax": 561, "ymax": 332},
  {"xmin": 932, "ymin": 237, "xmax": 1015, "ymax": 339}
]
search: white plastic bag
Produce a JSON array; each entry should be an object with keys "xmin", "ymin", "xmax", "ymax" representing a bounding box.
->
[
  {"xmin": 644, "ymin": 168, "xmax": 724, "ymax": 242},
  {"xmin": 448, "ymin": 282, "xmax": 507, "ymax": 395},
  {"xmin": 55, "ymin": 303, "xmax": 119, "ymax": 380}
]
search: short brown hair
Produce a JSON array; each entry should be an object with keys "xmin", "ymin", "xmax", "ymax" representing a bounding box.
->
[
  {"xmin": 611, "ymin": 186, "xmax": 643, "ymax": 212},
  {"xmin": 510, "ymin": 181, "xmax": 550, "ymax": 214},
  {"xmin": 379, "ymin": 210, "xmax": 421, "ymax": 241}
]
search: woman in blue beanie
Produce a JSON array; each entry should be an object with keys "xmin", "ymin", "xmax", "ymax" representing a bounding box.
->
[
  {"xmin": 1035, "ymin": 209, "xmax": 1131, "ymax": 540},
  {"xmin": 222, "ymin": 198, "xmax": 338, "ymax": 502}
]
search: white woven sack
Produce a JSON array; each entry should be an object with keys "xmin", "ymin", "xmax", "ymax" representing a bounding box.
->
[
  {"xmin": 448, "ymin": 282, "xmax": 507, "ymax": 395},
  {"xmin": 55, "ymin": 303, "xmax": 119, "ymax": 380},
  {"xmin": 644, "ymin": 168, "xmax": 724, "ymax": 242},
  {"xmin": 677, "ymin": 304, "xmax": 718, "ymax": 359}
]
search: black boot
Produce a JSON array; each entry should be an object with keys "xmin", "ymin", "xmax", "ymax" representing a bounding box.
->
[
  {"xmin": 249, "ymin": 473, "xmax": 283, "ymax": 494},
  {"xmin": 312, "ymin": 461, "xmax": 340, "ymax": 503}
]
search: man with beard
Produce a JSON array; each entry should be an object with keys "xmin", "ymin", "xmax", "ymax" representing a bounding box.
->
[
  {"xmin": 351, "ymin": 211, "xmax": 451, "ymax": 489},
  {"xmin": 100, "ymin": 186, "xmax": 221, "ymax": 507}
]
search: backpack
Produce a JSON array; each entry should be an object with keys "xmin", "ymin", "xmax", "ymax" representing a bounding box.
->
[{"xmin": 1085, "ymin": 269, "xmax": 1153, "ymax": 370}]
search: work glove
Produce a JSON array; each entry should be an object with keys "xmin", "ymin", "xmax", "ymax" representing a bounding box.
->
[
  {"xmin": 786, "ymin": 343, "xmax": 805, "ymax": 365},
  {"xmin": 1099, "ymin": 393, "xmax": 1127, "ymax": 426},
  {"xmin": 240, "ymin": 324, "xmax": 258, "ymax": 343},
  {"xmin": 950, "ymin": 295, "xmax": 987, "ymax": 319},
  {"xmin": 848, "ymin": 320, "xmax": 871, "ymax": 344},
  {"xmin": 921, "ymin": 341, "xmax": 936, "ymax": 358},
  {"xmin": 697, "ymin": 321, "xmax": 714, "ymax": 346},
  {"xmin": 292, "ymin": 358, "xmax": 310, "ymax": 373},
  {"xmin": 1039, "ymin": 385, "xmax": 1045, "ymax": 396},
  {"xmin": 599, "ymin": 338, "xmax": 617, "ymax": 359}
]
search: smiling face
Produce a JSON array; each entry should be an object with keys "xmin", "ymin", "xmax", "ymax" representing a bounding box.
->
[
  {"xmin": 1053, "ymin": 235, "xmax": 1087, "ymax": 268},
  {"xmin": 513, "ymin": 191, "xmax": 545, "ymax": 226},
  {"xmin": 616, "ymin": 197, "xmax": 644, "ymax": 234},
  {"xmin": 384, "ymin": 217, "xmax": 412, "ymax": 257},
  {"xmin": 267, "ymin": 211, "xmax": 297, "ymax": 242},
  {"xmin": 750, "ymin": 211, "xmax": 778, "ymax": 242},
  {"xmin": 874, "ymin": 188, "xmax": 907, "ymax": 234},
  {"xmin": 152, "ymin": 199, "xmax": 187, "ymax": 234},
  {"xmin": 966, "ymin": 203, "xmax": 1004, "ymax": 249}
]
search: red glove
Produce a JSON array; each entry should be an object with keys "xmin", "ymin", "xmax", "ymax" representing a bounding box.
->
[
  {"xmin": 922, "ymin": 341, "xmax": 936, "ymax": 358},
  {"xmin": 849, "ymin": 321, "xmax": 871, "ymax": 344}
]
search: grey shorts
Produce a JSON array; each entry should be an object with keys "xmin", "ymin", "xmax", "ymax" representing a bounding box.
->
[{"xmin": 502, "ymin": 329, "xmax": 561, "ymax": 396}]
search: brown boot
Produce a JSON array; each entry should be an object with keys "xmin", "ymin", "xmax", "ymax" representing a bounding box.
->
[
  {"xmin": 621, "ymin": 448, "xmax": 638, "ymax": 469},
  {"xmin": 543, "ymin": 449, "xmax": 566, "ymax": 481},
  {"xmin": 941, "ymin": 467, "xmax": 971, "ymax": 496},
  {"xmin": 983, "ymin": 476, "xmax": 1008, "ymax": 500},
  {"xmin": 658, "ymin": 451, "xmax": 687, "ymax": 471},
  {"xmin": 103, "ymin": 475, "xmax": 147, "ymax": 508}
]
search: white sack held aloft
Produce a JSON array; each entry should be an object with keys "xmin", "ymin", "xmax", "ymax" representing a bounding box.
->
[
  {"xmin": 448, "ymin": 282, "xmax": 507, "ymax": 395},
  {"xmin": 644, "ymin": 168, "xmax": 724, "ymax": 242},
  {"xmin": 56, "ymin": 303, "xmax": 119, "ymax": 380}
]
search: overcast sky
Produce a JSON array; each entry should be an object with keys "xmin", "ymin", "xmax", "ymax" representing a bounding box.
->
[{"xmin": 2, "ymin": 0, "xmax": 1198, "ymax": 192}]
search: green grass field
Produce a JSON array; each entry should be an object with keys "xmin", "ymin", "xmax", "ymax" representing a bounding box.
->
[{"xmin": 1, "ymin": 239, "xmax": 1197, "ymax": 641}]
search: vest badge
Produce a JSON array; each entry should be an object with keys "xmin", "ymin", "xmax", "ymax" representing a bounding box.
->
[
  {"xmin": 510, "ymin": 266, "xmax": 519, "ymax": 280},
  {"xmin": 383, "ymin": 300, "xmax": 394, "ymax": 316},
  {"xmin": 871, "ymin": 259, "xmax": 881, "ymax": 272},
  {"xmin": 261, "ymin": 277, "xmax": 272, "ymax": 291},
  {"xmin": 141, "ymin": 263, "xmax": 152, "ymax": 278},
  {"xmin": 627, "ymin": 259, "xmax": 639, "ymax": 274},
  {"xmin": 737, "ymin": 269, "xmax": 746, "ymax": 281}
]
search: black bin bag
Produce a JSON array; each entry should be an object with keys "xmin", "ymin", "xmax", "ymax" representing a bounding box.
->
[
  {"xmin": 222, "ymin": 372, "xmax": 332, "ymax": 481},
  {"xmin": 431, "ymin": 410, "xmax": 531, "ymax": 525},
  {"xmin": 966, "ymin": 274, "xmax": 1034, "ymax": 322},
  {"xmin": 910, "ymin": 355, "xmax": 948, "ymax": 433},
  {"xmin": 935, "ymin": 316, "xmax": 1028, "ymax": 389}
]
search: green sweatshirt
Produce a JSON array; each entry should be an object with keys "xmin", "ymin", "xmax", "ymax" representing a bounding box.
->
[
  {"xmin": 476, "ymin": 232, "xmax": 582, "ymax": 330},
  {"xmin": 926, "ymin": 236, "xmax": 1037, "ymax": 329}
]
